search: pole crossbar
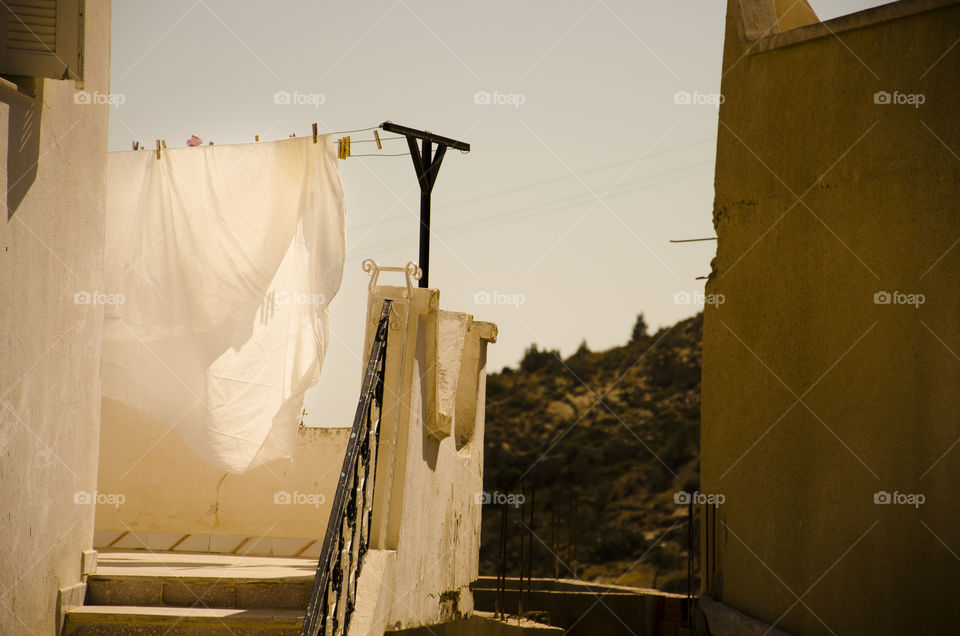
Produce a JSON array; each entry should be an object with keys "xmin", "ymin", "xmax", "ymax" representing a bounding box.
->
[{"xmin": 379, "ymin": 121, "xmax": 470, "ymax": 288}]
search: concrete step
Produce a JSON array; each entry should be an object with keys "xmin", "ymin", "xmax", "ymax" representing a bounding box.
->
[
  {"xmin": 63, "ymin": 550, "xmax": 313, "ymax": 635},
  {"xmin": 85, "ymin": 550, "xmax": 315, "ymax": 609},
  {"xmin": 86, "ymin": 574, "xmax": 313, "ymax": 610},
  {"xmin": 64, "ymin": 606, "xmax": 303, "ymax": 635}
]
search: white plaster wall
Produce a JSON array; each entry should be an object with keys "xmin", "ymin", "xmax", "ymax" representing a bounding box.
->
[
  {"xmin": 360, "ymin": 289, "xmax": 496, "ymax": 631},
  {"xmin": 386, "ymin": 330, "xmax": 485, "ymax": 626},
  {"xmin": 0, "ymin": 1, "xmax": 112, "ymax": 632},
  {"xmin": 96, "ymin": 403, "xmax": 350, "ymax": 550}
]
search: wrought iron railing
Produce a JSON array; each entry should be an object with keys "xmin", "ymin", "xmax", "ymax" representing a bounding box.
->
[{"xmin": 301, "ymin": 299, "xmax": 392, "ymax": 636}]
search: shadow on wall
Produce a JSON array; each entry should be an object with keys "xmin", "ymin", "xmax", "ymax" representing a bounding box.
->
[{"xmin": 5, "ymin": 77, "xmax": 42, "ymax": 219}]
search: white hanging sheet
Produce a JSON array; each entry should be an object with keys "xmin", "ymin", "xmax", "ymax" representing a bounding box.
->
[{"xmin": 102, "ymin": 136, "xmax": 344, "ymax": 473}]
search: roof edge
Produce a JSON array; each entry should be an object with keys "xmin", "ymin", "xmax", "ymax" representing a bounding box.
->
[{"xmin": 746, "ymin": 0, "xmax": 960, "ymax": 55}]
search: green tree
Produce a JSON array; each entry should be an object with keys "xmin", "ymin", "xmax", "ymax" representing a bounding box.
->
[{"xmin": 631, "ymin": 313, "xmax": 649, "ymax": 342}]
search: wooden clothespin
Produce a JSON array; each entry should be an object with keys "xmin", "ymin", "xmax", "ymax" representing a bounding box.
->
[
  {"xmin": 373, "ymin": 130, "xmax": 382, "ymax": 150},
  {"xmin": 312, "ymin": 123, "xmax": 318, "ymax": 143},
  {"xmin": 132, "ymin": 141, "xmax": 139, "ymax": 150},
  {"xmin": 156, "ymin": 140, "xmax": 161, "ymax": 160},
  {"xmin": 208, "ymin": 141, "xmax": 214, "ymax": 146},
  {"xmin": 161, "ymin": 140, "xmax": 167, "ymax": 149},
  {"xmin": 255, "ymin": 135, "xmax": 259, "ymax": 142},
  {"xmin": 337, "ymin": 136, "xmax": 351, "ymax": 160}
]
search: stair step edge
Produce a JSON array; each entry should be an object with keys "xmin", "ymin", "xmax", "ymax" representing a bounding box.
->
[{"xmin": 67, "ymin": 605, "xmax": 303, "ymax": 622}]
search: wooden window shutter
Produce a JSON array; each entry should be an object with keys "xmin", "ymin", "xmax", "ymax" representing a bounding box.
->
[{"xmin": 0, "ymin": 0, "xmax": 83, "ymax": 80}]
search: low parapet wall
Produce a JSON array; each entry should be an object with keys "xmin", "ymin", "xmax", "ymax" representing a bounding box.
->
[
  {"xmin": 471, "ymin": 577, "xmax": 688, "ymax": 636},
  {"xmin": 94, "ymin": 408, "xmax": 348, "ymax": 557}
]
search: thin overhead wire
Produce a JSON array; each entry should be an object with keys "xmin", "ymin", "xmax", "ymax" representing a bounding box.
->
[
  {"xmin": 347, "ymin": 163, "xmax": 714, "ymax": 257},
  {"xmin": 347, "ymin": 160, "xmax": 713, "ymax": 234},
  {"xmin": 433, "ymin": 165, "xmax": 714, "ymax": 240},
  {"xmin": 442, "ymin": 137, "xmax": 715, "ymax": 210}
]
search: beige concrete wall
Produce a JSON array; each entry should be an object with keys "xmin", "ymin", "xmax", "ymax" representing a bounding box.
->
[
  {"xmin": 95, "ymin": 403, "xmax": 350, "ymax": 555},
  {"xmin": 0, "ymin": 2, "xmax": 113, "ymax": 632},
  {"xmin": 359, "ymin": 286, "xmax": 496, "ymax": 631},
  {"xmin": 702, "ymin": 1, "xmax": 960, "ymax": 634}
]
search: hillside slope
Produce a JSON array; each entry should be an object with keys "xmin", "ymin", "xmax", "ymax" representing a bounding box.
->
[{"xmin": 480, "ymin": 312, "xmax": 702, "ymax": 592}]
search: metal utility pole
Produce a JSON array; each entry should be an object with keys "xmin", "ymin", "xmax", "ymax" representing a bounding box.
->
[{"xmin": 380, "ymin": 121, "xmax": 470, "ymax": 288}]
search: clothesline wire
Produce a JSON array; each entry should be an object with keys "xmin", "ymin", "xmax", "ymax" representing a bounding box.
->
[
  {"xmin": 327, "ymin": 125, "xmax": 380, "ymax": 135},
  {"xmin": 132, "ymin": 124, "xmax": 404, "ymax": 150},
  {"xmin": 350, "ymin": 136, "xmax": 405, "ymax": 144}
]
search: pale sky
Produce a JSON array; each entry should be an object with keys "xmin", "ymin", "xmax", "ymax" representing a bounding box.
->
[{"xmin": 108, "ymin": 0, "xmax": 891, "ymax": 427}]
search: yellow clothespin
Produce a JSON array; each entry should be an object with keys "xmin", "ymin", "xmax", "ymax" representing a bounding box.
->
[
  {"xmin": 337, "ymin": 136, "xmax": 351, "ymax": 160},
  {"xmin": 312, "ymin": 123, "xmax": 318, "ymax": 143},
  {"xmin": 156, "ymin": 140, "xmax": 161, "ymax": 160},
  {"xmin": 255, "ymin": 135, "xmax": 259, "ymax": 142},
  {"xmin": 373, "ymin": 130, "xmax": 382, "ymax": 150},
  {"xmin": 161, "ymin": 140, "xmax": 167, "ymax": 149}
]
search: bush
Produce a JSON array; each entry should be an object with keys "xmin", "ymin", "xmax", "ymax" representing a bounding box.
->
[
  {"xmin": 520, "ymin": 344, "xmax": 565, "ymax": 375},
  {"xmin": 564, "ymin": 342, "xmax": 593, "ymax": 381},
  {"xmin": 486, "ymin": 373, "xmax": 508, "ymax": 399}
]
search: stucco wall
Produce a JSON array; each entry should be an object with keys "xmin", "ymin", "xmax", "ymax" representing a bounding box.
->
[
  {"xmin": 359, "ymin": 287, "xmax": 496, "ymax": 631},
  {"xmin": 95, "ymin": 404, "xmax": 349, "ymax": 555},
  {"xmin": 702, "ymin": 0, "xmax": 960, "ymax": 634},
  {"xmin": 387, "ymin": 312, "xmax": 492, "ymax": 627},
  {"xmin": 0, "ymin": 1, "xmax": 112, "ymax": 632}
]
